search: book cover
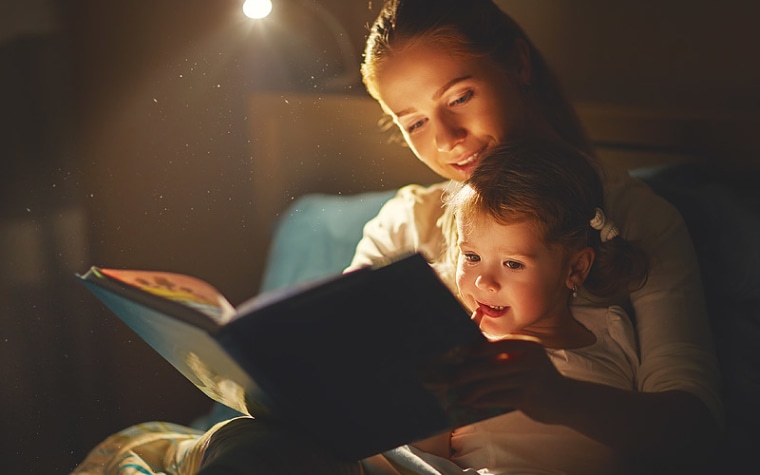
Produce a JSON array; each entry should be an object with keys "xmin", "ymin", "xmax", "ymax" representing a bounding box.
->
[{"xmin": 78, "ymin": 252, "xmax": 511, "ymax": 460}]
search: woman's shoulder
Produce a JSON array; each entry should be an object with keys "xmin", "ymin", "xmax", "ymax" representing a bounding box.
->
[
  {"xmin": 372, "ymin": 181, "xmax": 451, "ymax": 226},
  {"xmin": 391, "ymin": 181, "xmax": 452, "ymax": 204},
  {"xmin": 602, "ymin": 164, "xmax": 686, "ymax": 242},
  {"xmin": 347, "ymin": 181, "xmax": 451, "ymax": 271}
]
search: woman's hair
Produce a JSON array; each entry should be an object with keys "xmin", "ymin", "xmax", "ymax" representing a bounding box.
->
[
  {"xmin": 441, "ymin": 140, "xmax": 649, "ymax": 299},
  {"xmin": 362, "ymin": 0, "xmax": 593, "ymax": 155}
]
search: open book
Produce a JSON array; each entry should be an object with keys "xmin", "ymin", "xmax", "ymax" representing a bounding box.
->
[{"xmin": 78, "ymin": 252, "xmax": 513, "ymax": 460}]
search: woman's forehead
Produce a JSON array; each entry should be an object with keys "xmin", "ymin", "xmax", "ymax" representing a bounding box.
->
[{"xmin": 375, "ymin": 43, "xmax": 493, "ymax": 111}]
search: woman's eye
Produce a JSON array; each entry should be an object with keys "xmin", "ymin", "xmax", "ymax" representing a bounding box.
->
[
  {"xmin": 504, "ymin": 260, "xmax": 523, "ymax": 270},
  {"xmin": 407, "ymin": 118, "xmax": 426, "ymax": 133},
  {"xmin": 449, "ymin": 90, "xmax": 473, "ymax": 107}
]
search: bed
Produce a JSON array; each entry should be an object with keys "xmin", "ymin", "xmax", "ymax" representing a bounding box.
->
[{"xmin": 72, "ymin": 93, "xmax": 760, "ymax": 474}]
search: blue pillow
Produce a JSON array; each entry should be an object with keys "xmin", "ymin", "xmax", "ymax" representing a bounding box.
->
[{"xmin": 259, "ymin": 190, "xmax": 396, "ymax": 293}]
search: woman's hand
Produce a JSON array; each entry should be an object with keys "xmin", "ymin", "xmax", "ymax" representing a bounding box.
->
[{"xmin": 451, "ymin": 336, "xmax": 569, "ymax": 424}]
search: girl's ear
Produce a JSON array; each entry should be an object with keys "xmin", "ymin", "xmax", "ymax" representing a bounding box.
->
[
  {"xmin": 566, "ymin": 247, "xmax": 595, "ymax": 290},
  {"xmin": 514, "ymin": 38, "xmax": 532, "ymax": 86}
]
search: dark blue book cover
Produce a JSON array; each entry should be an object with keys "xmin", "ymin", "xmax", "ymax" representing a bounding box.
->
[{"xmin": 79, "ymin": 252, "xmax": 511, "ymax": 460}]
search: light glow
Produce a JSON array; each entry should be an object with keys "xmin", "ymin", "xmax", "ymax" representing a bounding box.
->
[{"xmin": 242, "ymin": 0, "xmax": 272, "ymax": 19}]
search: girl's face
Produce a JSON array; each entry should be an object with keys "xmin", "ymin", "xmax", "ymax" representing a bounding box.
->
[
  {"xmin": 373, "ymin": 41, "xmax": 528, "ymax": 182},
  {"xmin": 455, "ymin": 212, "xmax": 573, "ymax": 341}
]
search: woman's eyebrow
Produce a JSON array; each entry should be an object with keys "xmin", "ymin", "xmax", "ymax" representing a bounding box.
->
[
  {"xmin": 394, "ymin": 75, "xmax": 472, "ymax": 118},
  {"xmin": 433, "ymin": 76, "xmax": 472, "ymax": 101}
]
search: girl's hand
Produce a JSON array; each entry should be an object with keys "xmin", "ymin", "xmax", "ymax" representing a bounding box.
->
[{"xmin": 452, "ymin": 336, "xmax": 570, "ymax": 424}]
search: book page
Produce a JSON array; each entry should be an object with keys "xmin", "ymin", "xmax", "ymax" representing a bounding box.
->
[{"xmin": 98, "ymin": 268, "xmax": 236, "ymax": 325}]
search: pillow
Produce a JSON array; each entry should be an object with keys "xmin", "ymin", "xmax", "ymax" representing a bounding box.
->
[{"xmin": 259, "ymin": 190, "xmax": 396, "ymax": 293}]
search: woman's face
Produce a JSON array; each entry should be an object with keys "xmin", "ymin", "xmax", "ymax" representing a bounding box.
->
[{"xmin": 374, "ymin": 41, "xmax": 528, "ymax": 182}]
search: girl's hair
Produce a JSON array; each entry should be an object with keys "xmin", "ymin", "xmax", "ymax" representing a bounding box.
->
[
  {"xmin": 442, "ymin": 140, "xmax": 649, "ymax": 299},
  {"xmin": 362, "ymin": 0, "xmax": 593, "ymax": 155}
]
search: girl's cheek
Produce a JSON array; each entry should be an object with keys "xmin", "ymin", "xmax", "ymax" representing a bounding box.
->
[{"xmin": 455, "ymin": 268, "xmax": 467, "ymax": 293}]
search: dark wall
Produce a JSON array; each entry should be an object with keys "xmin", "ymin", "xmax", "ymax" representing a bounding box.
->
[
  {"xmin": 2, "ymin": 1, "xmax": 381, "ymax": 473},
  {"xmin": 1, "ymin": 1, "xmax": 758, "ymax": 473}
]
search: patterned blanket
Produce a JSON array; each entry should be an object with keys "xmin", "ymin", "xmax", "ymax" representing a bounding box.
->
[{"xmin": 69, "ymin": 417, "xmax": 474, "ymax": 475}]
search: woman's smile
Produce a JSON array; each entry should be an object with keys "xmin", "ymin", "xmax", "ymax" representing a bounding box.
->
[{"xmin": 450, "ymin": 145, "xmax": 488, "ymax": 177}]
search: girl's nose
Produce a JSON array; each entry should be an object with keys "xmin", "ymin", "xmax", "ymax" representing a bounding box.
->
[
  {"xmin": 435, "ymin": 113, "xmax": 466, "ymax": 152},
  {"xmin": 475, "ymin": 273, "xmax": 500, "ymax": 292}
]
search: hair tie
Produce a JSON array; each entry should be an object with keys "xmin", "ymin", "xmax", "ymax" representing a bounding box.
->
[{"xmin": 590, "ymin": 208, "xmax": 619, "ymax": 242}]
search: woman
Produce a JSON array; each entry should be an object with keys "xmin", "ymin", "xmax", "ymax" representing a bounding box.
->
[{"xmin": 350, "ymin": 0, "xmax": 723, "ymax": 470}]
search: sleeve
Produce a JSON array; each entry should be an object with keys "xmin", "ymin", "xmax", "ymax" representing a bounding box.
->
[
  {"xmin": 603, "ymin": 168, "xmax": 724, "ymax": 428},
  {"xmin": 346, "ymin": 182, "xmax": 450, "ymax": 272}
]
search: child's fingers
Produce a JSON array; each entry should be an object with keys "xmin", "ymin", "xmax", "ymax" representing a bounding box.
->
[{"xmin": 471, "ymin": 308, "xmax": 483, "ymax": 326}]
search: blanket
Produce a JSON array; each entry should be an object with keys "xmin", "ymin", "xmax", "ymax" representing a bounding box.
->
[
  {"xmin": 70, "ymin": 421, "xmax": 210, "ymax": 475},
  {"xmin": 71, "ymin": 417, "xmax": 470, "ymax": 475}
]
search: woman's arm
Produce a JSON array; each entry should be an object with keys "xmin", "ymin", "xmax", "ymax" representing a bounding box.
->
[
  {"xmin": 557, "ymin": 380, "xmax": 721, "ymax": 464},
  {"xmin": 454, "ymin": 338, "xmax": 721, "ymax": 468},
  {"xmin": 604, "ymin": 171, "xmax": 724, "ymax": 428}
]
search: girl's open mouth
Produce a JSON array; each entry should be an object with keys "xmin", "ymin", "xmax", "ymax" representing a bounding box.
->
[{"xmin": 478, "ymin": 302, "xmax": 508, "ymax": 318}]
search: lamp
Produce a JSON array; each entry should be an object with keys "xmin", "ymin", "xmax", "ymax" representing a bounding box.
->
[
  {"xmin": 242, "ymin": 0, "xmax": 272, "ymax": 19},
  {"xmin": 242, "ymin": 0, "xmax": 360, "ymax": 92}
]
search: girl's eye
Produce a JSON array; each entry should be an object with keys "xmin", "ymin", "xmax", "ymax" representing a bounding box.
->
[
  {"xmin": 463, "ymin": 252, "xmax": 480, "ymax": 263},
  {"xmin": 449, "ymin": 90, "xmax": 474, "ymax": 107},
  {"xmin": 504, "ymin": 260, "xmax": 523, "ymax": 270}
]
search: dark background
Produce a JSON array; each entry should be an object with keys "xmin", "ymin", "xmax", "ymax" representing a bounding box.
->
[{"xmin": 1, "ymin": 1, "xmax": 758, "ymax": 473}]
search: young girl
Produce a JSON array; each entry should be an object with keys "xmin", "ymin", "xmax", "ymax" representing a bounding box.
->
[{"xmin": 411, "ymin": 139, "xmax": 649, "ymax": 474}]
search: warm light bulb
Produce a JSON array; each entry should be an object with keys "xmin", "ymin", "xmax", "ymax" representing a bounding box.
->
[{"xmin": 242, "ymin": 0, "xmax": 272, "ymax": 19}]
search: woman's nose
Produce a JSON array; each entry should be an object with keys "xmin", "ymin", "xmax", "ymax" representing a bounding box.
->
[
  {"xmin": 435, "ymin": 113, "xmax": 466, "ymax": 152},
  {"xmin": 475, "ymin": 273, "xmax": 500, "ymax": 292}
]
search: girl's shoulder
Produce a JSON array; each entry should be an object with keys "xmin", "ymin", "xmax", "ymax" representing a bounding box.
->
[
  {"xmin": 570, "ymin": 305, "xmax": 638, "ymax": 357},
  {"xmin": 553, "ymin": 305, "xmax": 639, "ymax": 387}
]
